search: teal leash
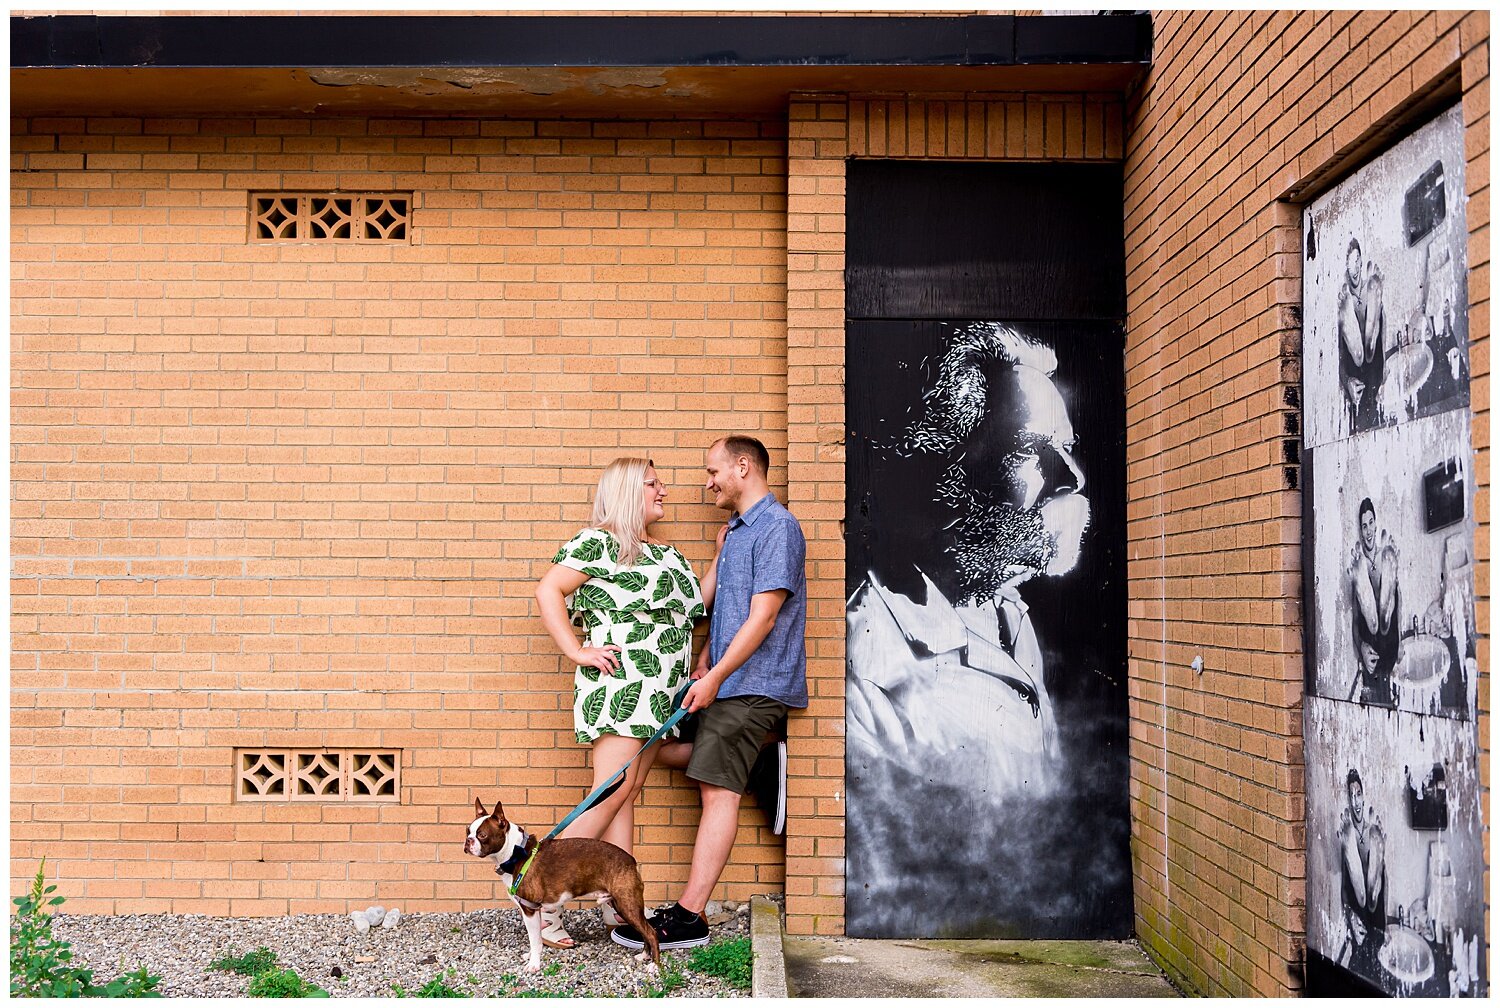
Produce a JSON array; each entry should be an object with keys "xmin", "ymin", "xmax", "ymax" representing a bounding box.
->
[{"xmin": 509, "ymin": 680, "xmax": 693, "ymax": 896}]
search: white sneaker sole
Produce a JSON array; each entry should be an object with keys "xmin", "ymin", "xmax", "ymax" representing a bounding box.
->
[
  {"xmin": 609, "ymin": 929, "xmax": 709, "ymax": 951},
  {"xmin": 770, "ymin": 740, "xmax": 786, "ymax": 835}
]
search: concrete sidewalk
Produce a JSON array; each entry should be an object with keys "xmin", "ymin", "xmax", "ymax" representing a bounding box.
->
[{"xmin": 750, "ymin": 897, "xmax": 1181, "ymax": 998}]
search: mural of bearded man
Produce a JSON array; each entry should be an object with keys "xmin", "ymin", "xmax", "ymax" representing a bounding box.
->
[
  {"xmin": 846, "ymin": 321, "xmax": 1090, "ymax": 796},
  {"xmin": 844, "ymin": 319, "xmax": 1128, "ymax": 938}
]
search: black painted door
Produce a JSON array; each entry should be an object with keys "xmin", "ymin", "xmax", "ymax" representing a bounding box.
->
[{"xmin": 844, "ymin": 160, "xmax": 1132, "ymax": 938}]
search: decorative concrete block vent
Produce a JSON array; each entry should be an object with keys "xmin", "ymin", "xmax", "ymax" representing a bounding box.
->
[
  {"xmin": 236, "ymin": 749, "xmax": 401, "ymax": 802},
  {"xmin": 250, "ymin": 193, "xmax": 411, "ymax": 241}
]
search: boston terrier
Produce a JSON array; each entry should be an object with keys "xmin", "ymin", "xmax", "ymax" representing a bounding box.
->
[{"xmin": 463, "ymin": 798, "xmax": 660, "ymax": 974}]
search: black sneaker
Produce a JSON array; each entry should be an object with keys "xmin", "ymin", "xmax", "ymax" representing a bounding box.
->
[
  {"xmin": 609, "ymin": 902, "xmax": 709, "ymax": 950},
  {"xmin": 748, "ymin": 740, "xmax": 787, "ymax": 835}
]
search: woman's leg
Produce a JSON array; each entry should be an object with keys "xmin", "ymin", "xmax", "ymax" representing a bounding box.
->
[
  {"xmin": 559, "ymin": 734, "xmax": 641, "ymax": 843},
  {"xmin": 598, "ymin": 743, "xmax": 660, "ymax": 855},
  {"xmin": 548, "ymin": 733, "xmax": 646, "ymax": 946}
]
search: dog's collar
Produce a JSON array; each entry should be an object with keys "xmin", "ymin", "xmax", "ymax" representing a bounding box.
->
[{"xmin": 496, "ymin": 832, "xmax": 533, "ymax": 877}]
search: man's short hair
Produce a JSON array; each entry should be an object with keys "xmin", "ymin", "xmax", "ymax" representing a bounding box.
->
[
  {"xmin": 717, "ymin": 435, "xmax": 770, "ymax": 476},
  {"xmin": 1348, "ymin": 237, "xmax": 1361, "ymax": 258},
  {"xmin": 1347, "ymin": 768, "xmax": 1362, "ymax": 790},
  {"xmin": 1358, "ymin": 498, "xmax": 1375, "ymax": 523},
  {"xmin": 900, "ymin": 322, "xmax": 1056, "ymax": 457}
]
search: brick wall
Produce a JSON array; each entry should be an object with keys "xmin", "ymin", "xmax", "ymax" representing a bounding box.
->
[
  {"xmin": 9, "ymin": 113, "xmax": 792, "ymax": 914},
  {"xmin": 11, "ymin": 14, "xmax": 1488, "ymax": 992},
  {"xmin": 1122, "ymin": 10, "xmax": 1489, "ymax": 996}
]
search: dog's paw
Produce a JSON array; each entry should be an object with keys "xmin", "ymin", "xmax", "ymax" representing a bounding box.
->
[
  {"xmin": 641, "ymin": 959, "xmax": 660, "ymax": 977},
  {"xmin": 523, "ymin": 962, "xmax": 543, "ymax": 975}
]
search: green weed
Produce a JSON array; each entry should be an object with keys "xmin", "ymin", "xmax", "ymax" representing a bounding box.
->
[
  {"xmin": 687, "ymin": 937, "xmax": 752, "ymax": 990},
  {"xmin": 245, "ymin": 968, "xmax": 330, "ymax": 998},
  {"xmin": 9, "ymin": 859, "xmax": 163, "ymax": 998},
  {"xmin": 207, "ymin": 946, "xmax": 278, "ymax": 977}
]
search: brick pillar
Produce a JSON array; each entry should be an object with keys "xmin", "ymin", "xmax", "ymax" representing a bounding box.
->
[{"xmin": 783, "ymin": 93, "xmax": 849, "ymax": 937}]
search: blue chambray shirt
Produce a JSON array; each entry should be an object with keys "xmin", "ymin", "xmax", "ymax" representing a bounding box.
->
[{"xmin": 708, "ymin": 492, "xmax": 809, "ymax": 708}]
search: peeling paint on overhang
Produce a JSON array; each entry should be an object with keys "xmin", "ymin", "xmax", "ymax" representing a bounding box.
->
[{"xmin": 306, "ymin": 66, "xmax": 698, "ymax": 99}]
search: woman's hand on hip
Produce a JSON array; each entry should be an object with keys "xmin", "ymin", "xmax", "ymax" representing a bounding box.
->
[{"xmin": 571, "ymin": 645, "xmax": 624, "ymax": 677}]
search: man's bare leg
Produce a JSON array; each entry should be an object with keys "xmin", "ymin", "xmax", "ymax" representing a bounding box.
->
[
  {"xmin": 678, "ymin": 782, "xmax": 742, "ymax": 915},
  {"xmin": 655, "ymin": 740, "xmax": 693, "ymax": 770}
]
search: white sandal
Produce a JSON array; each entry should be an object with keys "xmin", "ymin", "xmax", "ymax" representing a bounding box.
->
[{"xmin": 539, "ymin": 908, "xmax": 575, "ymax": 949}]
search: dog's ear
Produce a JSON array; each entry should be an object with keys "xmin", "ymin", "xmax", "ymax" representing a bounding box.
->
[
  {"xmin": 491, "ymin": 800, "xmax": 506, "ymax": 822},
  {"xmin": 474, "ymin": 797, "xmax": 486, "ymax": 817}
]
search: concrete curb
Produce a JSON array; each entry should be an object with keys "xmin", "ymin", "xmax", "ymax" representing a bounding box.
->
[{"xmin": 748, "ymin": 895, "xmax": 790, "ymax": 998}]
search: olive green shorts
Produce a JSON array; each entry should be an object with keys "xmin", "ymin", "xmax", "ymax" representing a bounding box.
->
[{"xmin": 684, "ymin": 695, "xmax": 788, "ymax": 795}]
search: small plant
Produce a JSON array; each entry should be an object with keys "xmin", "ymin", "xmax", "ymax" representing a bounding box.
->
[
  {"xmin": 687, "ymin": 937, "xmax": 752, "ymax": 990},
  {"xmin": 91, "ymin": 966, "xmax": 164, "ymax": 998},
  {"xmin": 9, "ymin": 859, "xmax": 163, "ymax": 998},
  {"xmin": 245, "ymin": 968, "xmax": 330, "ymax": 998},
  {"xmin": 390, "ymin": 982, "xmax": 408, "ymax": 997},
  {"xmin": 541, "ymin": 962, "xmax": 562, "ymax": 977},
  {"xmin": 411, "ymin": 975, "xmax": 466, "ymax": 998},
  {"xmin": 208, "ymin": 946, "xmax": 278, "ymax": 977},
  {"xmin": 640, "ymin": 961, "xmax": 688, "ymax": 998}
]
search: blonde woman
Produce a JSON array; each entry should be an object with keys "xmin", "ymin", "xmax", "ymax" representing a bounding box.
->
[{"xmin": 534, "ymin": 457, "xmax": 707, "ymax": 947}]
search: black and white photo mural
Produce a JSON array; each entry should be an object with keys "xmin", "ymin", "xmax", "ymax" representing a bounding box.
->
[
  {"xmin": 844, "ymin": 161, "xmax": 1131, "ymax": 939},
  {"xmin": 1302, "ymin": 103, "xmax": 1485, "ymax": 996}
]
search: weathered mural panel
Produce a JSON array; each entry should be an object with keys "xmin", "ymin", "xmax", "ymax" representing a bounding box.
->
[
  {"xmin": 1302, "ymin": 103, "xmax": 1485, "ymax": 997},
  {"xmin": 845, "ymin": 319, "xmax": 1132, "ymax": 939},
  {"xmin": 1303, "ymin": 106, "xmax": 1471, "ymax": 450},
  {"xmin": 844, "ymin": 160, "xmax": 1132, "ymax": 939}
]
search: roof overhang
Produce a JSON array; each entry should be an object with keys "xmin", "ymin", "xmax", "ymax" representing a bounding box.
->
[{"xmin": 10, "ymin": 13, "xmax": 1152, "ymax": 118}]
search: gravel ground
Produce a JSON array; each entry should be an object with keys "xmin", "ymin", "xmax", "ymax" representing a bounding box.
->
[{"xmin": 53, "ymin": 900, "xmax": 755, "ymax": 998}]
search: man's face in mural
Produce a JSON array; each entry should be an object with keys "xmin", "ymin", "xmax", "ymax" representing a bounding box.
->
[
  {"xmin": 1345, "ymin": 242, "xmax": 1362, "ymax": 291},
  {"xmin": 941, "ymin": 360, "xmax": 1090, "ymax": 602},
  {"xmin": 1359, "ymin": 505, "xmax": 1377, "ymax": 555},
  {"xmin": 1348, "ymin": 776, "xmax": 1364, "ymax": 826}
]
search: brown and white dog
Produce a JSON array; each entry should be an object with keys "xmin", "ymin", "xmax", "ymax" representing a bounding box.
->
[{"xmin": 463, "ymin": 798, "xmax": 660, "ymax": 974}]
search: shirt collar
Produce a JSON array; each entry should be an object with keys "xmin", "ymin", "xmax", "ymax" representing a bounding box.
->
[
  {"xmin": 866, "ymin": 569, "xmax": 1026, "ymax": 657},
  {"xmin": 729, "ymin": 492, "xmax": 777, "ymax": 529}
]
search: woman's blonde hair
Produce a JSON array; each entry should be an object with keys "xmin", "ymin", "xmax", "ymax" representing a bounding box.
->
[{"xmin": 590, "ymin": 457, "xmax": 655, "ymax": 567}]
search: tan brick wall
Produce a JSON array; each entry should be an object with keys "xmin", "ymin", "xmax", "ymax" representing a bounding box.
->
[
  {"xmin": 780, "ymin": 89, "xmax": 1125, "ymax": 937},
  {"xmin": 1122, "ymin": 10, "xmax": 1489, "ymax": 997},
  {"xmin": 9, "ymin": 113, "xmax": 792, "ymax": 915},
  {"xmin": 12, "ymin": 16, "xmax": 1487, "ymax": 984},
  {"xmin": 784, "ymin": 93, "xmax": 850, "ymax": 939}
]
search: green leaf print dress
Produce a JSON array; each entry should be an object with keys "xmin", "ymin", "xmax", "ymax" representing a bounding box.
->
[{"xmin": 553, "ymin": 528, "xmax": 707, "ymax": 744}]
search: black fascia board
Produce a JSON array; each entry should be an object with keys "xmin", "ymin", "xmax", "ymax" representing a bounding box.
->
[{"xmin": 11, "ymin": 13, "xmax": 1151, "ymax": 70}]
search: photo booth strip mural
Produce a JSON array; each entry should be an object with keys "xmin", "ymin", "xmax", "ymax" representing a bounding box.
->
[
  {"xmin": 1304, "ymin": 698, "xmax": 1485, "ymax": 997},
  {"xmin": 1305, "ymin": 410, "xmax": 1477, "ymax": 718},
  {"xmin": 1302, "ymin": 104, "xmax": 1470, "ymax": 451},
  {"xmin": 1300, "ymin": 101, "xmax": 1484, "ymax": 997}
]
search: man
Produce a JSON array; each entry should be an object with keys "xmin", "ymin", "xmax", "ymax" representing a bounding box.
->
[
  {"xmin": 846, "ymin": 322, "xmax": 1088, "ymax": 796},
  {"xmin": 613, "ymin": 435, "xmax": 807, "ymax": 951},
  {"xmin": 1349, "ymin": 497, "xmax": 1399, "ymax": 707},
  {"xmin": 1337, "ymin": 237, "xmax": 1386, "ymax": 432},
  {"xmin": 1339, "ymin": 769, "xmax": 1387, "ymax": 976}
]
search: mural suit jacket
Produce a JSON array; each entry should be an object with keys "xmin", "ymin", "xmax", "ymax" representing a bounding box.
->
[{"xmin": 846, "ymin": 569, "xmax": 1060, "ymax": 795}]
